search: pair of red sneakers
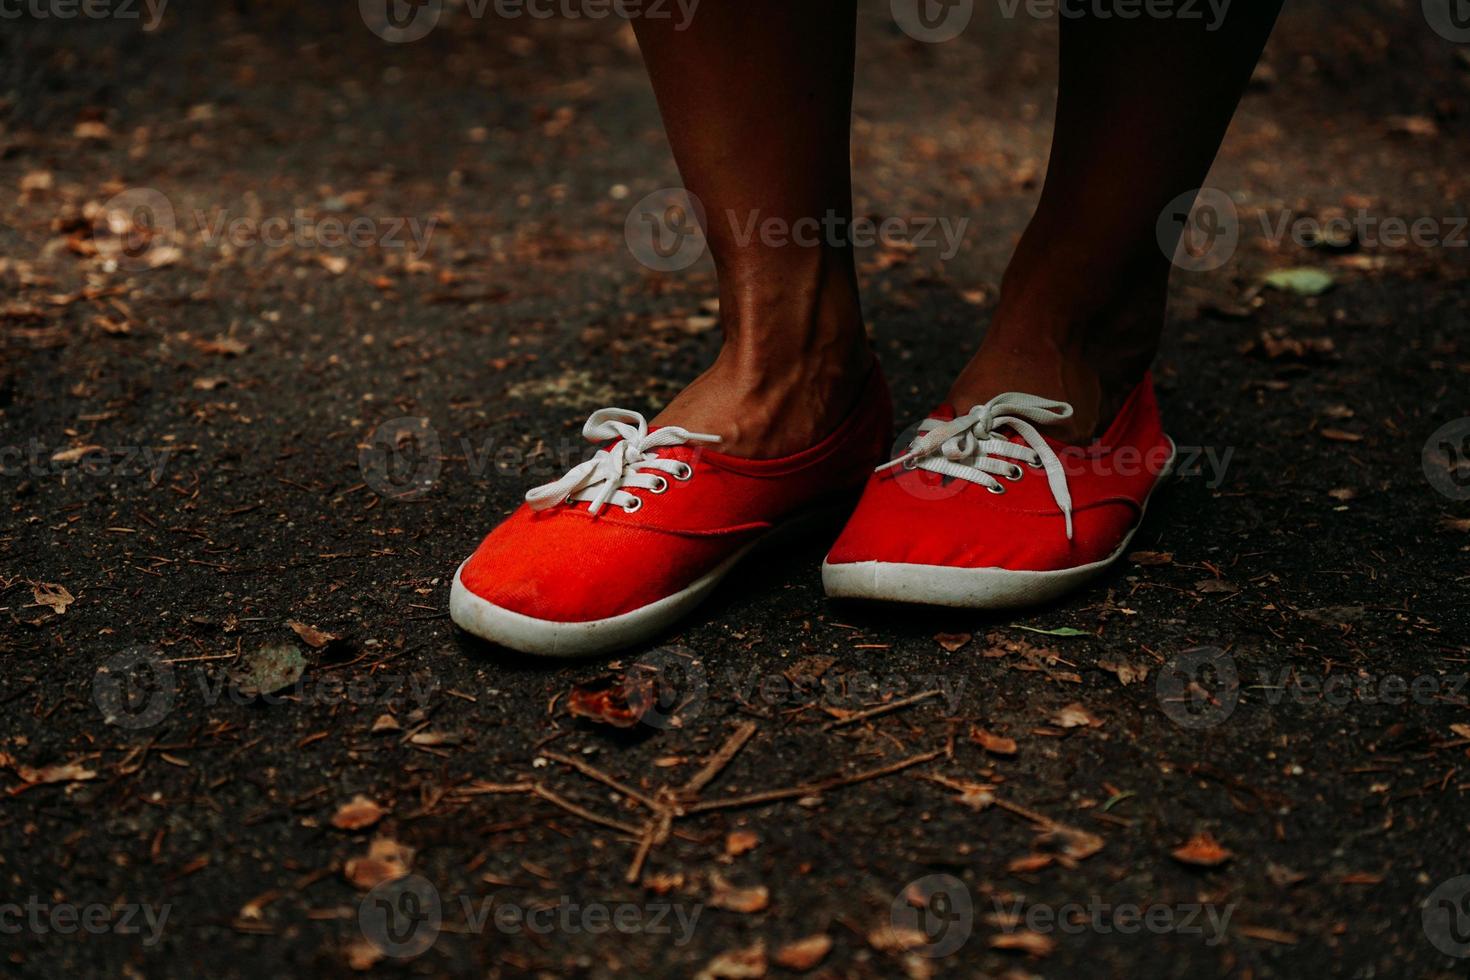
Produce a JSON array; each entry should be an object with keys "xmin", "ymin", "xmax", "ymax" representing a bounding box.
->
[{"xmin": 450, "ymin": 363, "xmax": 1175, "ymax": 656}]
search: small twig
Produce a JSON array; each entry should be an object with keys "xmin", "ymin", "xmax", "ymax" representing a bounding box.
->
[
  {"xmin": 531, "ymin": 783, "xmax": 643, "ymax": 837},
  {"xmin": 822, "ymin": 689, "xmax": 942, "ymax": 731},
  {"xmin": 542, "ymin": 752, "xmax": 663, "ymax": 813},
  {"xmin": 449, "ymin": 780, "xmax": 534, "ymax": 798},
  {"xmin": 685, "ymin": 748, "xmax": 944, "ymax": 815},
  {"xmin": 624, "ymin": 811, "xmax": 671, "ymax": 884},
  {"xmin": 681, "ymin": 721, "xmax": 758, "ymax": 798}
]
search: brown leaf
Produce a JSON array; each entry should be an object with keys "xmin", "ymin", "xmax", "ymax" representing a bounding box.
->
[
  {"xmin": 1319, "ymin": 428, "xmax": 1363, "ymax": 443},
  {"xmin": 1007, "ymin": 854, "xmax": 1054, "ymax": 874},
  {"xmin": 970, "ymin": 726, "xmax": 1018, "ymax": 757},
  {"xmin": 1171, "ymin": 831, "xmax": 1233, "ymax": 867},
  {"xmin": 772, "ymin": 934, "xmax": 831, "ymax": 971},
  {"xmin": 1036, "ymin": 824, "xmax": 1105, "ymax": 862},
  {"xmin": 9, "ymin": 760, "xmax": 98, "ymax": 789},
  {"xmin": 1441, "ymin": 517, "xmax": 1470, "ymax": 533},
  {"xmin": 49, "ymin": 445, "xmax": 103, "ymax": 465},
  {"xmin": 30, "ymin": 582, "xmax": 75, "ymax": 614},
  {"xmin": 331, "ymin": 794, "xmax": 386, "ymax": 831},
  {"xmin": 1099, "ymin": 661, "xmax": 1149, "ymax": 686},
  {"xmin": 344, "ymin": 938, "xmax": 384, "ymax": 971},
  {"xmin": 867, "ymin": 924, "xmax": 928, "ymax": 952},
  {"xmin": 695, "ymin": 941, "xmax": 766, "ymax": 980},
  {"xmin": 286, "ymin": 620, "xmax": 339, "ymax": 649},
  {"xmin": 344, "ymin": 837, "xmax": 413, "ymax": 890},
  {"xmin": 708, "ymin": 873, "xmax": 769, "ymax": 914},
  {"xmin": 989, "ymin": 930, "xmax": 1056, "ymax": 957},
  {"xmin": 934, "ymin": 632, "xmax": 972, "ymax": 653},
  {"xmin": 724, "ymin": 830, "xmax": 760, "ymax": 858},
  {"xmin": 566, "ymin": 673, "xmax": 650, "ymax": 729},
  {"xmin": 1128, "ymin": 550, "xmax": 1173, "ymax": 566},
  {"xmin": 194, "ymin": 336, "xmax": 249, "ymax": 357},
  {"xmin": 1194, "ymin": 578, "xmax": 1239, "ymax": 595},
  {"xmin": 1050, "ymin": 703, "xmax": 1103, "ymax": 729}
]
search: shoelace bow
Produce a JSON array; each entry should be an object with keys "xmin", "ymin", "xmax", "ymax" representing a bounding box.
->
[
  {"xmin": 878, "ymin": 392, "xmax": 1078, "ymax": 539},
  {"xmin": 525, "ymin": 408, "xmax": 721, "ymax": 515}
]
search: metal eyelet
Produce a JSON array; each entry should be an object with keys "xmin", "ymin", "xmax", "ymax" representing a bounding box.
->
[
  {"xmin": 622, "ymin": 497, "xmax": 643, "ymax": 514},
  {"xmin": 986, "ymin": 483, "xmax": 1006, "ymax": 495},
  {"xmin": 1004, "ymin": 465, "xmax": 1024, "ymax": 482},
  {"xmin": 672, "ymin": 463, "xmax": 693, "ymax": 481},
  {"xmin": 649, "ymin": 476, "xmax": 669, "ymax": 494},
  {"xmin": 1026, "ymin": 457, "xmax": 1044, "ymax": 469}
]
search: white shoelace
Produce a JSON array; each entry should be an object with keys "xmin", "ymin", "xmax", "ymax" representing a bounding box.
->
[
  {"xmin": 525, "ymin": 408, "xmax": 721, "ymax": 515},
  {"xmin": 878, "ymin": 392, "xmax": 1078, "ymax": 539}
]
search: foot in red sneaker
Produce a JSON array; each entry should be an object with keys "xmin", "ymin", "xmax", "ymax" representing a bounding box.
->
[
  {"xmin": 451, "ymin": 366, "xmax": 892, "ymax": 656},
  {"xmin": 822, "ymin": 374, "xmax": 1174, "ymax": 609}
]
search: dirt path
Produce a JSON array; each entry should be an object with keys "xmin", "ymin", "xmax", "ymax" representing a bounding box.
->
[{"xmin": 2, "ymin": 2, "xmax": 1468, "ymax": 976}]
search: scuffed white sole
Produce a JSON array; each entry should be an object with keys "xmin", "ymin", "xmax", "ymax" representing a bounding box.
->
[
  {"xmin": 822, "ymin": 439, "xmax": 1176, "ymax": 610},
  {"xmin": 450, "ymin": 501, "xmax": 848, "ymax": 658}
]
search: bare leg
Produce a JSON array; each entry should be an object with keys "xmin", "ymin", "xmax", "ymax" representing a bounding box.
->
[
  {"xmin": 948, "ymin": 5, "xmax": 1285, "ymax": 442},
  {"xmin": 632, "ymin": 1, "xmax": 872, "ymax": 458}
]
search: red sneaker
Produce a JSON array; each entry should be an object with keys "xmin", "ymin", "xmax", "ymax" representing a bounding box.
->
[
  {"xmin": 822, "ymin": 374, "xmax": 1175, "ymax": 608},
  {"xmin": 451, "ymin": 367, "xmax": 892, "ymax": 656}
]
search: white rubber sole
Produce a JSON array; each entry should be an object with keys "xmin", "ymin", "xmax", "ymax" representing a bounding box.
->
[
  {"xmin": 450, "ymin": 501, "xmax": 849, "ymax": 658},
  {"xmin": 822, "ymin": 439, "xmax": 1176, "ymax": 610}
]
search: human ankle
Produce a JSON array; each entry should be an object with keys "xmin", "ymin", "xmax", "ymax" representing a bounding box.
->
[
  {"xmin": 947, "ymin": 274, "xmax": 1164, "ymax": 442},
  {"xmin": 653, "ymin": 246, "xmax": 872, "ymax": 457}
]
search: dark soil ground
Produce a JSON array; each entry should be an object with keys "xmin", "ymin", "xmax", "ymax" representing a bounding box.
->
[{"xmin": 3, "ymin": 2, "xmax": 1469, "ymax": 977}]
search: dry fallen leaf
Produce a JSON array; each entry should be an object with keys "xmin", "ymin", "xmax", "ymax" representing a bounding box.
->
[
  {"xmin": 1128, "ymin": 550, "xmax": 1173, "ymax": 566},
  {"xmin": 331, "ymin": 794, "xmax": 386, "ymax": 831},
  {"xmin": 773, "ymin": 934, "xmax": 831, "ymax": 971},
  {"xmin": 1050, "ymin": 703, "xmax": 1103, "ymax": 729},
  {"xmin": 7, "ymin": 759, "xmax": 98, "ymax": 791},
  {"xmin": 724, "ymin": 830, "xmax": 760, "ymax": 858},
  {"xmin": 344, "ymin": 937, "xmax": 384, "ymax": 971},
  {"xmin": 1036, "ymin": 824, "xmax": 1105, "ymax": 862},
  {"xmin": 30, "ymin": 582, "xmax": 75, "ymax": 615},
  {"xmin": 49, "ymin": 445, "xmax": 103, "ymax": 465},
  {"xmin": 1099, "ymin": 661, "xmax": 1149, "ymax": 686},
  {"xmin": 287, "ymin": 620, "xmax": 340, "ymax": 649},
  {"xmin": 1007, "ymin": 854, "xmax": 1054, "ymax": 874},
  {"xmin": 867, "ymin": 924, "xmax": 928, "ymax": 952},
  {"xmin": 708, "ymin": 873, "xmax": 769, "ymax": 913},
  {"xmin": 344, "ymin": 837, "xmax": 413, "ymax": 890},
  {"xmin": 1171, "ymin": 831, "xmax": 1233, "ymax": 867},
  {"xmin": 989, "ymin": 930, "xmax": 1056, "ymax": 957},
  {"xmin": 970, "ymin": 726, "xmax": 1018, "ymax": 757},
  {"xmin": 1320, "ymin": 428, "xmax": 1363, "ymax": 443},
  {"xmin": 934, "ymin": 632, "xmax": 972, "ymax": 653},
  {"xmin": 695, "ymin": 941, "xmax": 766, "ymax": 980}
]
